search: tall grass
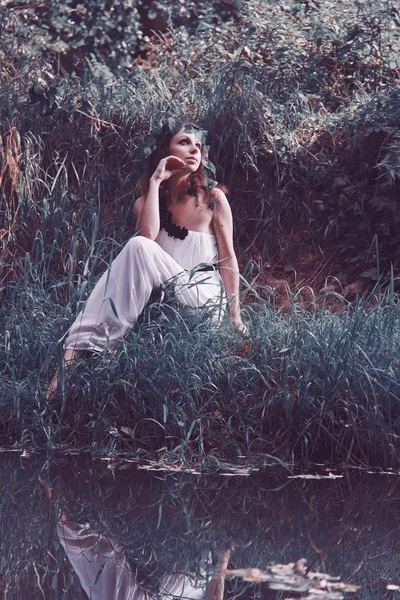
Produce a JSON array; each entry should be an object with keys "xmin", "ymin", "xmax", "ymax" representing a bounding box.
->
[
  {"xmin": 2, "ymin": 54, "xmax": 400, "ymax": 278},
  {"xmin": 1, "ymin": 237, "xmax": 400, "ymax": 466}
]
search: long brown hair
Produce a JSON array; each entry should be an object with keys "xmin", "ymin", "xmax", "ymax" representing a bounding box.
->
[{"xmin": 136, "ymin": 123, "xmax": 228, "ymax": 206}]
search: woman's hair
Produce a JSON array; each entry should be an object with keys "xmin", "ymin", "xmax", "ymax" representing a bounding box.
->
[{"xmin": 136, "ymin": 122, "xmax": 227, "ymax": 205}]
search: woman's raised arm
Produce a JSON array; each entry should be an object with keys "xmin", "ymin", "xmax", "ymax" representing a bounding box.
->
[
  {"xmin": 134, "ymin": 156, "xmax": 186, "ymax": 240},
  {"xmin": 134, "ymin": 177, "xmax": 161, "ymax": 240}
]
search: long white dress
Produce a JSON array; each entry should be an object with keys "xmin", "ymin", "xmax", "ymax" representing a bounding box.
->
[{"xmin": 64, "ymin": 229, "xmax": 226, "ymax": 353}]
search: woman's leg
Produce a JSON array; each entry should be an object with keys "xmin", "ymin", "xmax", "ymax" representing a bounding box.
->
[
  {"xmin": 47, "ymin": 236, "xmax": 182, "ymax": 399},
  {"xmin": 168, "ymin": 268, "xmax": 226, "ymax": 326},
  {"xmin": 63, "ymin": 236, "xmax": 214, "ymax": 352}
]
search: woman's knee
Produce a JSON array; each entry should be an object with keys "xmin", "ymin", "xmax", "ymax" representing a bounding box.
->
[{"xmin": 125, "ymin": 235, "xmax": 159, "ymax": 256}]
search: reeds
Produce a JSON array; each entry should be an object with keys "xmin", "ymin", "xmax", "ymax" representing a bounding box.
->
[
  {"xmin": 1, "ymin": 257, "xmax": 400, "ymax": 466},
  {"xmin": 1, "ymin": 48, "xmax": 400, "ymax": 278}
]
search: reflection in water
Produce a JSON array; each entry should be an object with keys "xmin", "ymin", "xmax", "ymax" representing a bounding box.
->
[
  {"xmin": 46, "ymin": 467, "xmax": 227, "ymax": 600},
  {"xmin": 1, "ymin": 457, "xmax": 400, "ymax": 599},
  {"xmin": 57, "ymin": 520, "xmax": 208, "ymax": 600}
]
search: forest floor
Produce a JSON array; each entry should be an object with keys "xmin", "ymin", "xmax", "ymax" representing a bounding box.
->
[{"xmin": 238, "ymin": 233, "xmax": 375, "ymax": 312}]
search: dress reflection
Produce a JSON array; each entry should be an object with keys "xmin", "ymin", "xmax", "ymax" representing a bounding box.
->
[
  {"xmin": 55, "ymin": 512, "xmax": 228, "ymax": 600},
  {"xmin": 43, "ymin": 468, "xmax": 229, "ymax": 600},
  {"xmin": 57, "ymin": 519, "xmax": 208, "ymax": 600}
]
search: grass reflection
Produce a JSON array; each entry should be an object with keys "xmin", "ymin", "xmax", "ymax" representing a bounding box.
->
[{"xmin": 1, "ymin": 457, "xmax": 400, "ymax": 598}]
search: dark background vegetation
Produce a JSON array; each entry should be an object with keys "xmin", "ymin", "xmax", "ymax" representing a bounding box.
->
[
  {"xmin": 1, "ymin": 1, "xmax": 400, "ymax": 465},
  {"xmin": 2, "ymin": 0, "xmax": 400, "ymax": 286}
]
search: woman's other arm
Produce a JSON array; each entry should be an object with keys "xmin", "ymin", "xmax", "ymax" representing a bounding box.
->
[{"xmin": 211, "ymin": 188, "xmax": 245, "ymax": 332}]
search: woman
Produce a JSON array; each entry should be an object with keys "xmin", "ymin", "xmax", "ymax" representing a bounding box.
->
[{"xmin": 47, "ymin": 120, "xmax": 246, "ymax": 398}]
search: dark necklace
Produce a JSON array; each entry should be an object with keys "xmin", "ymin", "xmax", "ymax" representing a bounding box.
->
[{"xmin": 160, "ymin": 209, "xmax": 188, "ymax": 240}]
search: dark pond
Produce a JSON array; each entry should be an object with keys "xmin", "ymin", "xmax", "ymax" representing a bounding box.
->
[{"xmin": 1, "ymin": 455, "xmax": 400, "ymax": 599}]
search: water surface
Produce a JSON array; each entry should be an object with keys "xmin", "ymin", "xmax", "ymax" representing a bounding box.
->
[{"xmin": 1, "ymin": 455, "xmax": 400, "ymax": 599}]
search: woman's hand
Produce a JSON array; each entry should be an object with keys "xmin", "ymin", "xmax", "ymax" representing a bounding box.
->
[{"xmin": 151, "ymin": 155, "xmax": 186, "ymax": 184}]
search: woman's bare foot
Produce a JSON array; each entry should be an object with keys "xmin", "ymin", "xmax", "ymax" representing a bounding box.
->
[{"xmin": 46, "ymin": 349, "xmax": 85, "ymax": 401}]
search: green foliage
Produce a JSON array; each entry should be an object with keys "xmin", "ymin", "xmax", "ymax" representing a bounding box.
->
[
  {"xmin": 2, "ymin": 255, "xmax": 400, "ymax": 466},
  {"xmin": 0, "ymin": 0, "xmax": 239, "ymax": 77},
  {"xmin": 1, "ymin": 0, "xmax": 141, "ymax": 75},
  {"xmin": 1, "ymin": 1, "xmax": 400, "ymax": 464}
]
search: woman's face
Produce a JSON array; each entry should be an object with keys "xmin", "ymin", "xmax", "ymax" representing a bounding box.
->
[{"xmin": 168, "ymin": 129, "xmax": 203, "ymax": 172}]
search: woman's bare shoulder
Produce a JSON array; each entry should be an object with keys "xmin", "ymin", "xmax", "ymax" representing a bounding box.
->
[{"xmin": 209, "ymin": 186, "xmax": 230, "ymax": 213}]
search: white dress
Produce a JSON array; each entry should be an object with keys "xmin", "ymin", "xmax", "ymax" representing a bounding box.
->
[{"xmin": 64, "ymin": 230, "xmax": 226, "ymax": 353}]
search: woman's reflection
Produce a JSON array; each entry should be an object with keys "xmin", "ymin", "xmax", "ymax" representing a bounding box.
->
[{"xmin": 43, "ymin": 479, "xmax": 229, "ymax": 600}]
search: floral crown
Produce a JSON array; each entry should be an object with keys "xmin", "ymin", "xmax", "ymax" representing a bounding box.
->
[{"xmin": 139, "ymin": 117, "xmax": 217, "ymax": 191}]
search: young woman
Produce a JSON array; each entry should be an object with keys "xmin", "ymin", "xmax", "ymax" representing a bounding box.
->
[{"xmin": 47, "ymin": 121, "xmax": 246, "ymax": 398}]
